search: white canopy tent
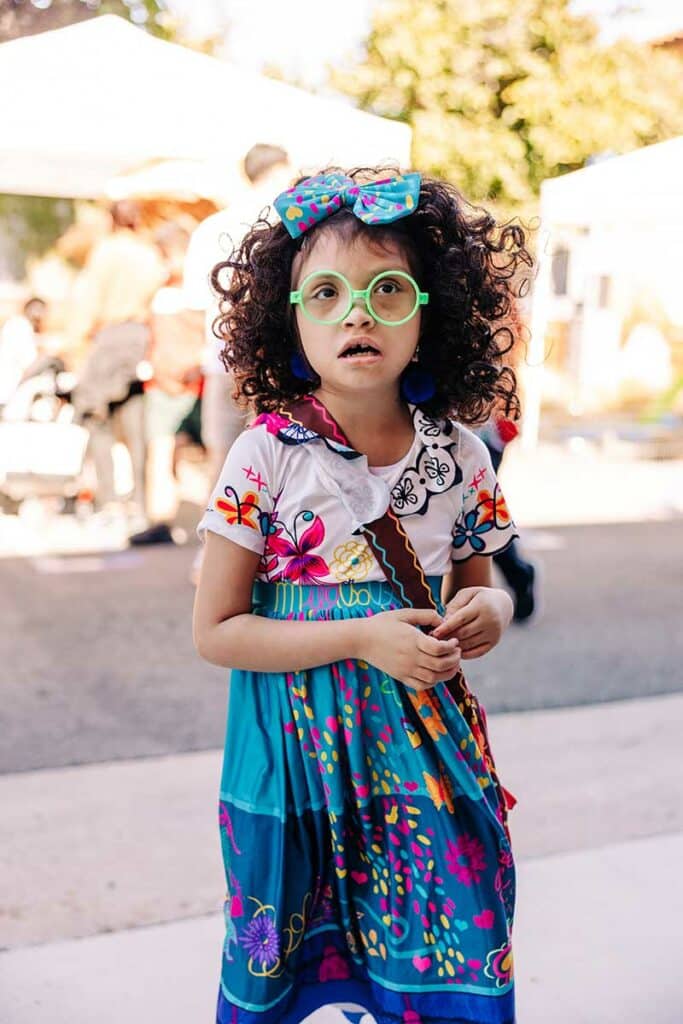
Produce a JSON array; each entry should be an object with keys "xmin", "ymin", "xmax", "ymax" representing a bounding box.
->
[
  {"xmin": 536, "ymin": 135, "xmax": 683, "ymax": 229},
  {"xmin": 0, "ymin": 15, "xmax": 412, "ymax": 199},
  {"xmin": 526, "ymin": 136, "xmax": 683, "ymax": 445}
]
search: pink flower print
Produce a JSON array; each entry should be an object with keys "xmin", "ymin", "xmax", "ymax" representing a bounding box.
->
[
  {"xmin": 484, "ymin": 942, "xmax": 513, "ymax": 987},
  {"xmin": 445, "ymin": 833, "xmax": 487, "ymax": 886},
  {"xmin": 269, "ymin": 512, "xmax": 329, "ymax": 583},
  {"xmin": 318, "ymin": 944, "xmax": 350, "ymax": 981}
]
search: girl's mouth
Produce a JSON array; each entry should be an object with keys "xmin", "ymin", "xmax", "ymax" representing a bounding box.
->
[{"xmin": 339, "ymin": 342, "xmax": 382, "ymax": 360}]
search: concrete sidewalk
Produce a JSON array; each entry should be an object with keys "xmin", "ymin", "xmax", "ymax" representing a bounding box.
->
[
  {"xmin": 2, "ymin": 695, "xmax": 682, "ymax": 947},
  {"xmin": 1, "ymin": 694, "xmax": 682, "ymax": 1022},
  {"xmin": 498, "ymin": 442, "xmax": 683, "ymax": 527},
  {"xmin": 2, "ymin": 833, "xmax": 680, "ymax": 1024}
]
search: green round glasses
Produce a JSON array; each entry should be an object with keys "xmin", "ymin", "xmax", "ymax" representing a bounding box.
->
[{"xmin": 290, "ymin": 270, "xmax": 429, "ymax": 327}]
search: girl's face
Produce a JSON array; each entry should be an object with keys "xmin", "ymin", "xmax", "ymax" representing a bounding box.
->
[{"xmin": 291, "ymin": 231, "xmax": 421, "ymax": 400}]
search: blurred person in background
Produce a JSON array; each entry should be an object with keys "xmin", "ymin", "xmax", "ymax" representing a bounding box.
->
[
  {"xmin": 69, "ymin": 200, "xmax": 166, "ymax": 529},
  {"xmin": 475, "ymin": 413, "xmax": 537, "ymax": 621},
  {"xmin": 183, "ymin": 143, "xmax": 295, "ymax": 580},
  {"xmin": 130, "ymin": 222, "xmax": 204, "ymax": 543},
  {"xmin": 0, "ymin": 297, "xmax": 44, "ymax": 409}
]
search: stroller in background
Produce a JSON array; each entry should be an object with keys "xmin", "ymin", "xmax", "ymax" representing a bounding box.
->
[{"xmin": 0, "ymin": 355, "xmax": 89, "ymax": 515}]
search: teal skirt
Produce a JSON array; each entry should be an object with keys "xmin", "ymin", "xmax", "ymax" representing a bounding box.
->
[{"xmin": 216, "ymin": 579, "xmax": 515, "ymax": 1024}]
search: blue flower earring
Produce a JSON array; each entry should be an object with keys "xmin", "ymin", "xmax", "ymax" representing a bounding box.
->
[
  {"xmin": 290, "ymin": 351, "xmax": 316, "ymax": 382},
  {"xmin": 400, "ymin": 357, "xmax": 436, "ymax": 403}
]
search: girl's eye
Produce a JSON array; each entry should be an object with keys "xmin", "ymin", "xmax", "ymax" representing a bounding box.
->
[
  {"xmin": 375, "ymin": 279, "xmax": 401, "ymax": 295},
  {"xmin": 312, "ymin": 286, "xmax": 338, "ymax": 301}
]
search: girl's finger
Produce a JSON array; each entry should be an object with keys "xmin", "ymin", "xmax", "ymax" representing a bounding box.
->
[
  {"xmin": 457, "ymin": 626, "xmax": 486, "ymax": 645},
  {"xmin": 397, "ymin": 608, "xmax": 444, "ymax": 629},
  {"xmin": 417, "ymin": 652, "xmax": 461, "ymax": 676},
  {"xmin": 416, "ymin": 632, "xmax": 459, "ymax": 656},
  {"xmin": 432, "ymin": 608, "xmax": 478, "ymax": 637},
  {"xmin": 461, "ymin": 642, "xmax": 492, "ymax": 660}
]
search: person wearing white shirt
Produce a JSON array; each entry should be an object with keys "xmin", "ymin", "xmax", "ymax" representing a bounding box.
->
[
  {"xmin": 183, "ymin": 145, "xmax": 295, "ymax": 581},
  {"xmin": 183, "ymin": 145, "xmax": 295, "ymax": 482}
]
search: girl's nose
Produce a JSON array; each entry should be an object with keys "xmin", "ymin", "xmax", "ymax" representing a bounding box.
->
[{"xmin": 343, "ymin": 299, "xmax": 374, "ymax": 329}]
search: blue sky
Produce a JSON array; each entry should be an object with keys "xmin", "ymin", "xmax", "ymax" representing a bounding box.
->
[{"xmin": 166, "ymin": 1, "xmax": 683, "ymax": 85}]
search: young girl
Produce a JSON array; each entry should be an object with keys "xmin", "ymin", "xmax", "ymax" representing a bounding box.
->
[{"xmin": 193, "ymin": 168, "xmax": 530, "ymax": 1024}]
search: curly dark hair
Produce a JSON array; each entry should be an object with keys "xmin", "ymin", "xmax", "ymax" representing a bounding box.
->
[{"xmin": 211, "ymin": 166, "xmax": 532, "ymax": 424}]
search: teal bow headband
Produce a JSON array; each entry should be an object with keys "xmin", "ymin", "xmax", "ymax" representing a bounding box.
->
[{"xmin": 273, "ymin": 171, "xmax": 422, "ymax": 240}]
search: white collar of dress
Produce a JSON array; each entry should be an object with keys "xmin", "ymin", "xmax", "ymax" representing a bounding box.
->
[
  {"xmin": 253, "ymin": 404, "xmax": 457, "ymax": 528},
  {"xmin": 254, "ymin": 403, "xmax": 454, "ymax": 458}
]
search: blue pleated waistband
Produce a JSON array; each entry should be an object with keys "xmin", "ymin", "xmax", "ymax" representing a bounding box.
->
[{"xmin": 252, "ymin": 576, "xmax": 443, "ymax": 618}]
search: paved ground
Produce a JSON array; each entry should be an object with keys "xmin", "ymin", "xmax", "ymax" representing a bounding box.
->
[
  {"xmin": 2, "ymin": 694, "xmax": 681, "ymax": 950},
  {"xmin": 2, "ymin": 834, "xmax": 681, "ymax": 1024},
  {"xmin": 1, "ymin": 442, "xmax": 682, "ymax": 1022},
  {"xmin": 1, "ymin": 519, "xmax": 682, "ymax": 773},
  {"xmin": 1, "ymin": 695, "xmax": 682, "ymax": 1022}
]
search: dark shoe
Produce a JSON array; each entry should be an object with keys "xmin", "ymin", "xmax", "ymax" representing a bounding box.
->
[
  {"xmin": 128, "ymin": 522, "xmax": 174, "ymax": 546},
  {"xmin": 513, "ymin": 563, "xmax": 536, "ymax": 622}
]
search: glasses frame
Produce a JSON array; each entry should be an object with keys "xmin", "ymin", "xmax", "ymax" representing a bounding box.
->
[{"xmin": 290, "ymin": 269, "xmax": 429, "ymax": 327}]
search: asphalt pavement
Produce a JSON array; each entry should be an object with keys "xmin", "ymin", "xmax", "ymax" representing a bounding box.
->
[{"xmin": 1, "ymin": 520, "xmax": 682, "ymax": 773}]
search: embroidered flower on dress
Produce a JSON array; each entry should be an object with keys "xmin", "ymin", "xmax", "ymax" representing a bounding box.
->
[
  {"xmin": 445, "ymin": 833, "xmax": 487, "ymax": 886},
  {"xmin": 330, "ymin": 540, "xmax": 374, "ymax": 582},
  {"xmin": 484, "ymin": 942, "xmax": 514, "ymax": 987},
  {"xmin": 410, "ymin": 690, "xmax": 448, "ymax": 741},
  {"xmin": 452, "ymin": 509, "xmax": 494, "ymax": 553},
  {"xmin": 239, "ymin": 913, "xmax": 280, "ymax": 968}
]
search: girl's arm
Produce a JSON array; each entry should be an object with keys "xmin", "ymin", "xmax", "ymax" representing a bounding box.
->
[
  {"xmin": 193, "ymin": 533, "xmax": 362, "ymax": 670},
  {"xmin": 441, "ymin": 556, "xmax": 493, "ymax": 603},
  {"xmin": 193, "ymin": 533, "xmax": 460, "ymax": 685}
]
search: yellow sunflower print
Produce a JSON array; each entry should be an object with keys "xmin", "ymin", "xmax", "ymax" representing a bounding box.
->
[{"xmin": 330, "ymin": 540, "xmax": 374, "ymax": 582}]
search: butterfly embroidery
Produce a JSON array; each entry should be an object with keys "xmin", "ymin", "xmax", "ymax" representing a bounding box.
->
[
  {"xmin": 422, "ymin": 768, "xmax": 455, "ymax": 813},
  {"xmin": 215, "ymin": 487, "xmax": 272, "ymax": 535}
]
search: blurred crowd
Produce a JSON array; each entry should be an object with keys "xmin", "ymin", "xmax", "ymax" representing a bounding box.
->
[{"xmin": 0, "ymin": 144, "xmax": 294, "ymax": 542}]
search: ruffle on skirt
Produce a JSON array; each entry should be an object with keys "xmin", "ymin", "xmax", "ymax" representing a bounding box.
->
[{"xmin": 216, "ymin": 579, "xmax": 515, "ymax": 1024}]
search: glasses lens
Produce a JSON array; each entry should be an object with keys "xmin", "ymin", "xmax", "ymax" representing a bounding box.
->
[
  {"xmin": 368, "ymin": 272, "xmax": 419, "ymax": 323},
  {"xmin": 301, "ymin": 273, "xmax": 351, "ymax": 323}
]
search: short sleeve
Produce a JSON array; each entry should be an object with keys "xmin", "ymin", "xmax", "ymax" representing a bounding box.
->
[
  {"xmin": 196, "ymin": 425, "xmax": 276, "ymax": 555},
  {"xmin": 451, "ymin": 426, "xmax": 518, "ymax": 562}
]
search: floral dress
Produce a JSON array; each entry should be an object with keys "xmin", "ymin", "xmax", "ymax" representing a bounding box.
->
[{"xmin": 197, "ymin": 403, "xmax": 519, "ymax": 1024}]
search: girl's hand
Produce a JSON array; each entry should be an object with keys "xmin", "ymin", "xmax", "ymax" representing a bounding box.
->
[
  {"xmin": 430, "ymin": 587, "xmax": 513, "ymax": 659},
  {"xmin": 356, "ymin": 608, "xmax": 462, "ymax": 692}
]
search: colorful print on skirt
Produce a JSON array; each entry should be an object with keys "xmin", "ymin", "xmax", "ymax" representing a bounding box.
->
[{"xmin": 215, "ymin": 580, "xmax": 515, "ymax": 1024}]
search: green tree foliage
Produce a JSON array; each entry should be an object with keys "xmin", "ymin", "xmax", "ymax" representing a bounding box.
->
[
  {"xmin": 0, "ymin": 195, "xmax": 74, "ymax": 279},
  {"xmin": 332, "ymin": 0, "xmax": 683, "ymax": 215}
]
